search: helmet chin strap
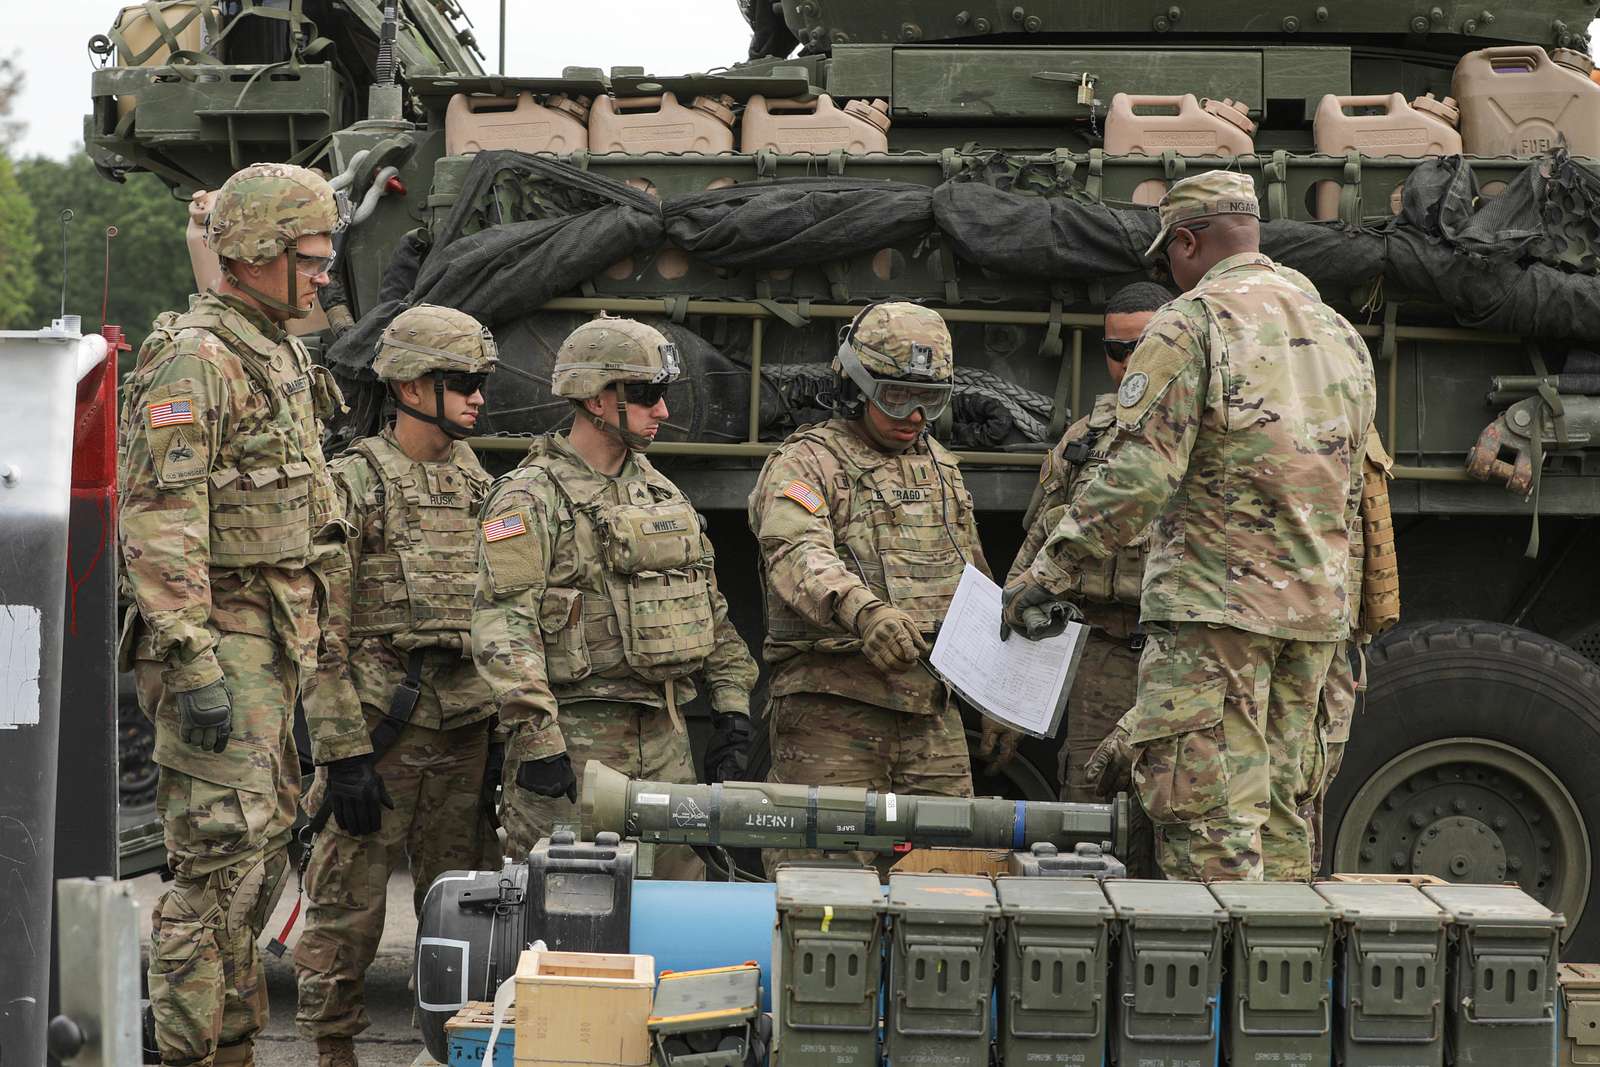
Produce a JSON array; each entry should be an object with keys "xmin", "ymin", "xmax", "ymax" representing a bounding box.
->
[
  {"xmin": 584, "ymin": 382, "xmax": 653, "ymax": 452},
  {"xmin": 223, "ymin": 250, "xmax": 314, "ymax": 320},
  {"xmin": 394, "ymin": 376, "xmax": 475, "ymax": 440}
]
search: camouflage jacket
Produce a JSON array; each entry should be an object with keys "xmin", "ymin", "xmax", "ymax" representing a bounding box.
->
[
  {"xmin": 471, "ymin": 432, "xmax": 757, "ymax": 762},
  {"xmin": 118, "ymin": 291, "xmax": 344, "ymax": 692},
  {"xmin": 303, "ymin": 428, "xmax": 495, "ymax": 764},
  {"xmin": 1028, "ymin": 253, "xmax": 1377, "ymax": 642},
  {"xmin": 749, "ymin": 418, "xmax": 990, "ymax": 714},
  {"xmin": 1007, "ymin": 393, "xmax": 1148, "ymax": 640}
]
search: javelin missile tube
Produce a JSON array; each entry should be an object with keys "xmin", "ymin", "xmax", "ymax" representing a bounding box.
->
[{"xmin": 581, "ymin": 761, "xmax": 1130, "ymax": 858}]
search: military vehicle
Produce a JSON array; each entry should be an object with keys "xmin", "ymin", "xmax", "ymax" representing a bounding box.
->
[{"xmin": 87, "ymin": 0, "xmax": 1600, "ymax": 956}]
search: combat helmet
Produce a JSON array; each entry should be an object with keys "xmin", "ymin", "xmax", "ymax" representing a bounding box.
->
[
  {"xmin": 206, "ymin": 162, "xmax": 347, "ymax": 319},
  {"xmin": 833, "ymin": 301, "xmax": 954, "ymax": 421},
  {"xmin": 553, "ymin": 315, "xmax": 681, "ymax": 451},
  {"xmin": 376, "ymin": 304, "xmax": 498, "ymax": 440}
]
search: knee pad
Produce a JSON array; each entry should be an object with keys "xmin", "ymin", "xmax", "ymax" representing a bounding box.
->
[{"xmin": 221, "ymin": 848, "xmax": 291, "ymax": 941}]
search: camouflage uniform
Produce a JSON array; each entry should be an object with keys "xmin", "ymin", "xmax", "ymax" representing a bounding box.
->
[
  {"xmin": 750, "ymin": 303, "xmax": 989, "ymax": 871},
  {"xmin": 1017, "ymin": 173, "xmax": 1377, "ymax": 882},
  {"xmin": 472, "ymin": 318, "xmax": 757, "ymax": 879},
  {"xmin": 117, "ymin": 163, "xmax": 345, "ymax": 1066},
  {"xmin": 1008, "ymin": 394, "xmax": 1149, "ymax": 803},
  {"xmin": 295, "ymin": 306, "xmax": 501, "ymax": 1045}
]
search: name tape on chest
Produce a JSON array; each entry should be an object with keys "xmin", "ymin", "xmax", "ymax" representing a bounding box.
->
[
  {"xmin": 481, "ymin": 511, "xmax": 527, "ymax": 542},
  {"xmin": 147, "ymin": 398, "xmax": 194, "ymax": 428},
  {"xmin": 781, "ymin": 480, "xmax": 825, "ymax": 515},
  {"xmin": 645, "ymin": 517, "xmax": 690, "ymax": 535}
]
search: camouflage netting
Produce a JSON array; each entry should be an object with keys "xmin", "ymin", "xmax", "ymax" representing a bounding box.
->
[{"xmin": 324, "ymin": 149, "xmax": 1600, "ymax": 444}]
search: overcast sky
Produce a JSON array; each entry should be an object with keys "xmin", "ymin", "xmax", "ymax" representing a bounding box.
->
[{"xmin": 9, "ymin": 4, "xmax": 1600, "ymax": 160}]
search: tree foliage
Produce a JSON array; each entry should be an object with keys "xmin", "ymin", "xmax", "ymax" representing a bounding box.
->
[
  {"xmin": 15, "ymin": 154, "xmax": 194, "ymax": 348},
  {"xmin": 0, "ymin": 150, "xmax": 39, "ymax": 328},
  {"xmin": 0, "ymin": 54, "xmax": 23, "ymax": 150}
]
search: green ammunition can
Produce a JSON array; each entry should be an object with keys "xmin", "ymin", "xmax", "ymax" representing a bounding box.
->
[
  {"xmin": 1209, "ymin": 882, "xmax": 1337, "ymax": 1067},
  {"xmin": 885, "ymin": 873, "xmax": 1001, "ymax": 1067},
  {"xmin": 1103, "ymin": 879, "xmax": 1227, "ymax": 1067},
  {"xmin": 995, "ymin": 876, "xmax": 1114, "ymax": 1067},
  {"xmin": 1313, "ymin": 880, "xmax": 1449, "ymax": 1067},
  {"xmin": 1422, "ymin": 884, "xmax": 1563, "ymax": 1066},
  {"xmin": 1558, "ymin": 963, "xmax": 1600, "ymax": 1067},
  {"xmin": 772, "ymin": 867, "xmax": 885, "ymax": 1067}
]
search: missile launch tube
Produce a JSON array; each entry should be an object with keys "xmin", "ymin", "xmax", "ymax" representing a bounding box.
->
[{"xmin": 581, "ymin": 761, "xmax": 1129, "ymax": 858}]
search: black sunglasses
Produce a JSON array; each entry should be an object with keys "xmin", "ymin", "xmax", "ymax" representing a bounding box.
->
[
  {"xmin": 618, "ymin": 381, "xmax": 671, "ymax": 406},
  {"xmin": 1154, "ymin": 219, "xmax": 1212, "ymax": 260},
  {"xmin": 439, "ymin": 372, "xmax": 488, "ymax": 396},
  {"xmin": 1103, "ymin": 338, "xmax": 1139, "ymax": 363}
]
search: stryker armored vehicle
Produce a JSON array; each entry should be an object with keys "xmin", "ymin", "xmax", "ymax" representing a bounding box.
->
[{"xmin": 88, "ymin": 0, "xmax": 1600, "ymax": 955}]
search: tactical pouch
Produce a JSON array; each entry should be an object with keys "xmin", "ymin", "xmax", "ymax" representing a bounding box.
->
[
  {"xmin": 208, "ymin": 461, "xmax": 314, "ymax": 567},
  {"xmin": 308, "ymin": 364, "xmax": 344, "ymax": 422},
  {"xmin": 601, "ymin": 499, "xmax": 702, "ymax": 574},
  {"xmin": 350, "ymin": 552, "xmax": 408, "ymax": 636},
  {"xmin": 1359, "ymin": 430, "xmax": 1400, "ymax": 636},
  {"xmin": 880, "ymin": 546, "xmax": 964, "ymax": 632},
  {"xmin": 539, "ymin": 588, "xmax": 593, "ymax": 683},
  {"xmin": 1128, "ymin": 677, "xmax": 1229, "ymax": 825},
  {"xmin": 612, "ymin": 570, "xmax": 716, "ymax": 680}
]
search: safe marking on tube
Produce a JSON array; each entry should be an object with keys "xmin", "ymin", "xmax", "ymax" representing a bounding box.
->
[{"xmin": 0, "ymin": 605, "xmax": 42, "ymax": 728}]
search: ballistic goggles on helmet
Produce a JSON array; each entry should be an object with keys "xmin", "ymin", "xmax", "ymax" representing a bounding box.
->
[{"xmin": 835, "ymin": 338, "xmax": 953, "ymax": 421}]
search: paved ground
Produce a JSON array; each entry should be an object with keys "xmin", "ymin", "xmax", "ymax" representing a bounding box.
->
[{"xmin": 129, "ymin": 867, "xmax": 437, "ymax": 1066}]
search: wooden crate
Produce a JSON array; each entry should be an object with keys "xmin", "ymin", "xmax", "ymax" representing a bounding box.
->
[
  {"xmin": 444, "ymin": 1002, "xmax": 512, "ymax": 1067},
  {"xmin": 514, "ymin": 949, "xmax": 655, "ymax": 1067}
]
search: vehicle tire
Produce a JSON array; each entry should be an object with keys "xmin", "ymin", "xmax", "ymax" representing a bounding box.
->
[{"xmin": 1324, "ymin": 619, "xmax": 1600, "ymax": 957}]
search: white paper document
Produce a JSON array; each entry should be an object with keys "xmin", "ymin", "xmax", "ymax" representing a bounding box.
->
[{"xmin": 929, "ymin": 565, "xmax": 1088, "ymax": 738}]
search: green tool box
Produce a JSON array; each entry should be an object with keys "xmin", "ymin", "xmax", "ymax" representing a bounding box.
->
[
  {"xmin": 995, "ymin": 875, "xmax": 1114, "ymax": 1067},
  {"xmin": 1422, "ymin": 884, "xmax": 1563, "ymax": 1066},
  {"xmin": 1559, "ymin": 963, "xmax": 1600, "ymax": 1067},
  {"xmin": 885, "ymin": 873, "xmax": 1000, "ymax": 1067},
  {"xmin": 1103, "ymin": 879, "xmax": 1227, "ymax": 1067},
  {"xmin": 1314, "ymin": 880, "xmax": 1450, "ymax": 1067},
  {"xmin": 648, "ymin": 963, "xmax": 762, "ymax": 1067},
  {"xmin": 1210, "ymin": 882, "xmax": 1337, "ymax": 1067},
  {"xmin": 772, "ymin": 866, "xmax": 884, "ymax": 1067}
]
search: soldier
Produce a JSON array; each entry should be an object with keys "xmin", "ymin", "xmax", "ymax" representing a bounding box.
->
[
  {"xmin": 118, "ymin": 163, "xmax": 346, "ymax": 1067},
  {"xmin": 1006, "ymin": 282, "xmax": 1173, "ymax": 808},
  {"xmin": 750, "ymin": 301, "xmax": 998, "ymax": 871},
  {"xmin": 294, "ymin": 305, "xmax": 500, "ymax": 1067},
  {"xmin": 471, "ymin": 316, "xmax": 758, "ymax": 879},
  {"xmin": 1005, "ymin": 170, "xmax": 1377, "ymax": 882}
]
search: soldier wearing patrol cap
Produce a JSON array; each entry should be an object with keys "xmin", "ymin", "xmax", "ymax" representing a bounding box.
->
[
  {"xmin": 1002, "ymin": 170, "xmax": 1377, "ymax": 883},
  {"xmin": 749, "ymin": 301, "xmax": 998, "ymax": 872},
  {"xmin": 471, "ymin": 315, "xmax": 758, "ymax": 879},
  {"xmin": 117, "ymin": 162, "xmax": 347, "ymax": 1066},
  {"xmin": 293, "ymin": 305, "xmax": 500, "ymax": 1067}
]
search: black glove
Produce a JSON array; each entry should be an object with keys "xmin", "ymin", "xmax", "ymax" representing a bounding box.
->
[
  {"xmin": 481, "ymin": 740, "xmax": 505, "ymax": 826},
  {"xmin": 516, "ymin": 753, "xmax": 578, "ymax": 804},
  {"xmin": 325, "ymin": 753, "xmax": 394, "ymax": 836},
  {"xmin": 176, "ymin": 679, "xmax": 233, "ymax": 753},
  {"xmin": 703, "ymin": 712, "xmax": 754, "ymax": 783}
]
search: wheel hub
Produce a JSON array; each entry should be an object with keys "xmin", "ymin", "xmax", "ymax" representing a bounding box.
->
[{"xmin": 1411, "ymin": 814, "xmax": 1507, "ymax": 882}]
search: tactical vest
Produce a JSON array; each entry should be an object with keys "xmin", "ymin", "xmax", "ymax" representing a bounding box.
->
[
  {"xmin": 161, "ymin": 299, "xmax": 341, "ymax": 569},
  {"xmin": 347, "ymin": 434, "xmax": 490, "ymax": 652},
  {"xmin": 761, "ymin": 424, "xmax": 977, "ymax": 647},
  {"xmin": 1025, "ymin": 395, "xmax": 1149, "ymax": 609},
  {"xmin": 532, "ymin": 444, "xmax": 717, "ymax": 685}
]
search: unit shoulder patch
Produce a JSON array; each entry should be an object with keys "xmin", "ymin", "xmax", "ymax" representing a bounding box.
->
[
  {"xmin": 780, "ymin": 480, "xmax": 825, "ymax": 514},
  {"xmin": 1117, "ymin": 372, "xmax": 1149, "ymax": 408}
]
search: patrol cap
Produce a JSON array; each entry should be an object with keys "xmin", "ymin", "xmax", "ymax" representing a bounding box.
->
[{"xmin": 1144, "ymin": 170, "xmax": 1260, "ymax": 258}]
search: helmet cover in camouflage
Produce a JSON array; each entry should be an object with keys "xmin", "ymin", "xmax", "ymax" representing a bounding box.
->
[
  {"xmin": 1144, "ymin": 169, "xmax": 1260, "ymax": 258},
  {"xmin": 205, "ymin": 162, "xmax": 347, "ymax": 263},
  {"xmin": 552, "ymin": 315, "xmax": 681, "ymax": 399},
  {"xmin": 373, "ymin": 305, "xmax": 499, "ymax": 382},
  {"xmin": 835, "ymin": 301, "xmax": 953, "ymax": 382}
]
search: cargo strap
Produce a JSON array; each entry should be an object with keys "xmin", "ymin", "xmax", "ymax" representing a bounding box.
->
[
  {"xmin": 1523, "ymin": 347, "xmax": 1570, "ymax": 558},
  {"xmin": 1264, "ymin": 151, "xmax": 1290, "ymax": 221},
  {"xmin": 1340, "ymin": 151, "xmax": 1363, "ymax": 226}
]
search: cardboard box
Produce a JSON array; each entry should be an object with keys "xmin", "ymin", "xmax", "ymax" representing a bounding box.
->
[{"xmin": 514, "ymin": 949, "xmax": 654, "ymax": 1067}]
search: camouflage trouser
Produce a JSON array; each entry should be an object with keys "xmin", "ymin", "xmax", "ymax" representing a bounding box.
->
[
  {"xmin": 764, "ymin": 692, "xmax": 974, "ymax": 874},
  {"xmin": 501, "ymin": 700, "xmax": 704, "ymax": 880},
  {"xmin": 1129, "ymin": 622, "xmax": 1338, "ymax": 882},
  {"xmin": 134, "ymin": 632, "xmax": 301, "ymax": 1067},
  {"xmin": 1300, "ymin": 641, "xmax": 1360, "ymax": 871},
  {"xmin": 294, "ymin": 716, "xmax": 492, "ymax": 1039},
  {"xmin": 1059, "ymin": 630, "xmax": 1142, "ymax": 802}
]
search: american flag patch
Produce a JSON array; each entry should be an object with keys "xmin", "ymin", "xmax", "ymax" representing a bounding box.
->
[
  {"xmin": 781, "ymin": 480, "xmax": 824, "ymax": 514},
  {"xmin": 481, "ymin": 512, "xmax": 526, "ymax": 542},
  {"xmin": 147, "ymin": 399, "xmax": 194, "ymax": 427}
]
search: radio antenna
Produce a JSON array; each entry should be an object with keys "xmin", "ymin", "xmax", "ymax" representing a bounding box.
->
[{"xmin": 100, "ymin": 225, "xmax": 119, "ymax": 330}]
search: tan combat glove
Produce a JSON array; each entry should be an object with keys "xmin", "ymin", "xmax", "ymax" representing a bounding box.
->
[
  {"xmin": 858, "ymin": 603, "xmax": 928, "ymax": 674},
  {"xmin": 978, "ymin": 717, "xmax": 1023, "ymax": 771},
  {"xmin": 1083, "ymin": 718, "xmax": 1136, "ymax": 799}
]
